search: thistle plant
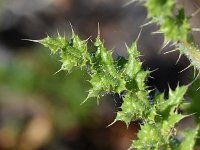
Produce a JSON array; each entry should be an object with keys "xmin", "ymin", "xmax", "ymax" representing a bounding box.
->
[
  {"xmin": 136, "ymin": 0, "xmax": 200, "ymax": 72},
  {"xmin": 34, "ymin": 0, "xmax": 200, "ymax": 149}
]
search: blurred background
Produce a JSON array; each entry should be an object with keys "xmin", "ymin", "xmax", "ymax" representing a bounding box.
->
[{"xmin": 0, "ymin": 0, "xmax": 199, "ymax": 150}]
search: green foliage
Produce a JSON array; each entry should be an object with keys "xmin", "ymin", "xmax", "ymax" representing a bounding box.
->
[
  {"xmin": 145, "ymin": 0, "xmax": 175, "ymax": 18},
  {"xmin": 140, "ymin": 0, "xmax": 200, "ymax": 72},
  {"xmin": 145, "ymin": 0, "xmax": 190, "ymax": 41},
  {"xmin": 37, "ymin": 0, "xmax": 200, "ymax": 149},
  {"xmin": 41, "ymin": 33, "xmax": 89, "ymax": 72},
  {"xmin": 40, "ymin": 32, "xmax": 149, "ymax": 101},
  {"xmin": 131, "ymin": 86, "xmax": 187, "ymax": 149},
  {"xmin": 39, "ymin": 27, "xmax": 199, "ymax": 149},
  {"xmin": 160, "ymin": 9, "xmax": 190, "ymax": 41},
  {"xmin": 177, "ymin": 41, "xmax": 200, "ymax": 70}
]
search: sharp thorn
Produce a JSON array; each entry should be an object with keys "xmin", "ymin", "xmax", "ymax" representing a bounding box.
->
[
  {"xmin": 169, "ymin": 42, "xmax": 177, "ymax": 47},
  {"xmin": 69, "ymin": 21, "xmax": 75, "ymax": 37},
  {"xmin": 161, "ymin": 41, "xmax": 170, "ymax": 50},
  {"xmin": 122, "ymin": 0, "xmax": 137, "ymax": 7},
  {"xmin": 179, "ymin": 64, "xmax": 192, "ymax": 73},
  {"xmin": 80, "ymin": 97, "xmax": 89, "ymax": 105},
  {"xmin": 191, "ymin": 7, "xmax": 200, "ymax": 17},
  {"xmin": 192, "ymin": 28, "xmax": 200, "ymax": 32},
  {"xmin": 54, "ymin": 68, "xmax": 63, "ymax": 75},
  {"xmin": 197, "ymin": 86, "xmax": 200, "ymax": 91},
  {"xmin": 158, "ymin": 41, "xmax": 170, "ymax": 54},
  {"xmin": 151, "ymin": 31, "xmax": 163, "ymax": 35},
  {"xmin": 97, "ymin": 22, "xmax": 100, "ymax": 37},
  {"xmin": 57, "ymin": 29, "xmax": 60, "ymax": 37},
  {"xmin": 106, "ymin": 120, "xmax": 117, "ymax": 128},
  {"xmin": 140, "ymin": 20, "xmax": 154, "ymax": 28},
  {"xmin": 176, "ymin": 53, "xmax": 182, "ymax": 65},
  {"xmin": 135, "ymin": 28, "xmax": 143, "ymax": 43},
  {"xmin": 21, "ymin": 39, "xmax": 40, "ymax": 43},
  {"xmin": 124, "ymin": 42, "xmax": 129, "ymax": 49},
  {"xmin": 163, "ymin": 49, "xmax": 177, "ymax": 55}
]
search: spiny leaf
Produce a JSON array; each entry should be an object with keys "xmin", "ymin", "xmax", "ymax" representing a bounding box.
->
[
  {"xmin": 145, "ymin": 0, "xmax": 175, "ymax": 18},
  {"xmin": 132, "ymin": 123, "xmax": 166, "ymax": 150},
  {"xmin": 131, "ymin": 114, "xmax": 185, "ymax": 149},
  {"xmin": 123, "ymin": 42, "xmax": 143, "ymax": 80},
  {"xmin": 157, "ymin": 86, "xmax": 188, "ymax": 116},
  {"xmin": 115, "ymin": 91, "xmax": 150, "ymax": 126},
  {"xmin": 39, "ymin": 25, "xmax": 197, "ymax": 150},
  {"xmin": 86, "ymin": 35, "xmax": 126, "ymax": 100},
  {"xmin": 40, "ymin": 34, "xmax": 89, "ymax": 72},
  {"xmin": 130, "ymin": 86, "xmax": 187, "ymax": 149},
  {"xmin": 178, "ymin": 41, "xmax": 200, "ymax": 71},
  {"xmin": 139, "ymin": 0, "xmax": 200, "ymax": 73},
  {"xmin": 40, "ymin": 35, "xmax": 68, "ymax": 54},
  {"xmin": 114, "ymin": 42, "xmax": 150, "ymax": 126},
  {"xmin": 160, "ymin": 9, "xmax": 191, "ymax": 41}
]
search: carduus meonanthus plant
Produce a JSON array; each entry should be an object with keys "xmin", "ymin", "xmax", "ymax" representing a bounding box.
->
[
  {"xmin": 125, "ymin": 0, "xmax": 200, "ymax": 75},
  {"xmin": 24, "ymin": 0, "xmax": 200, "ymax": 149},
  {"xmin": 28, "ymin": 21, "xmax": 200, "ymax": 149}
]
